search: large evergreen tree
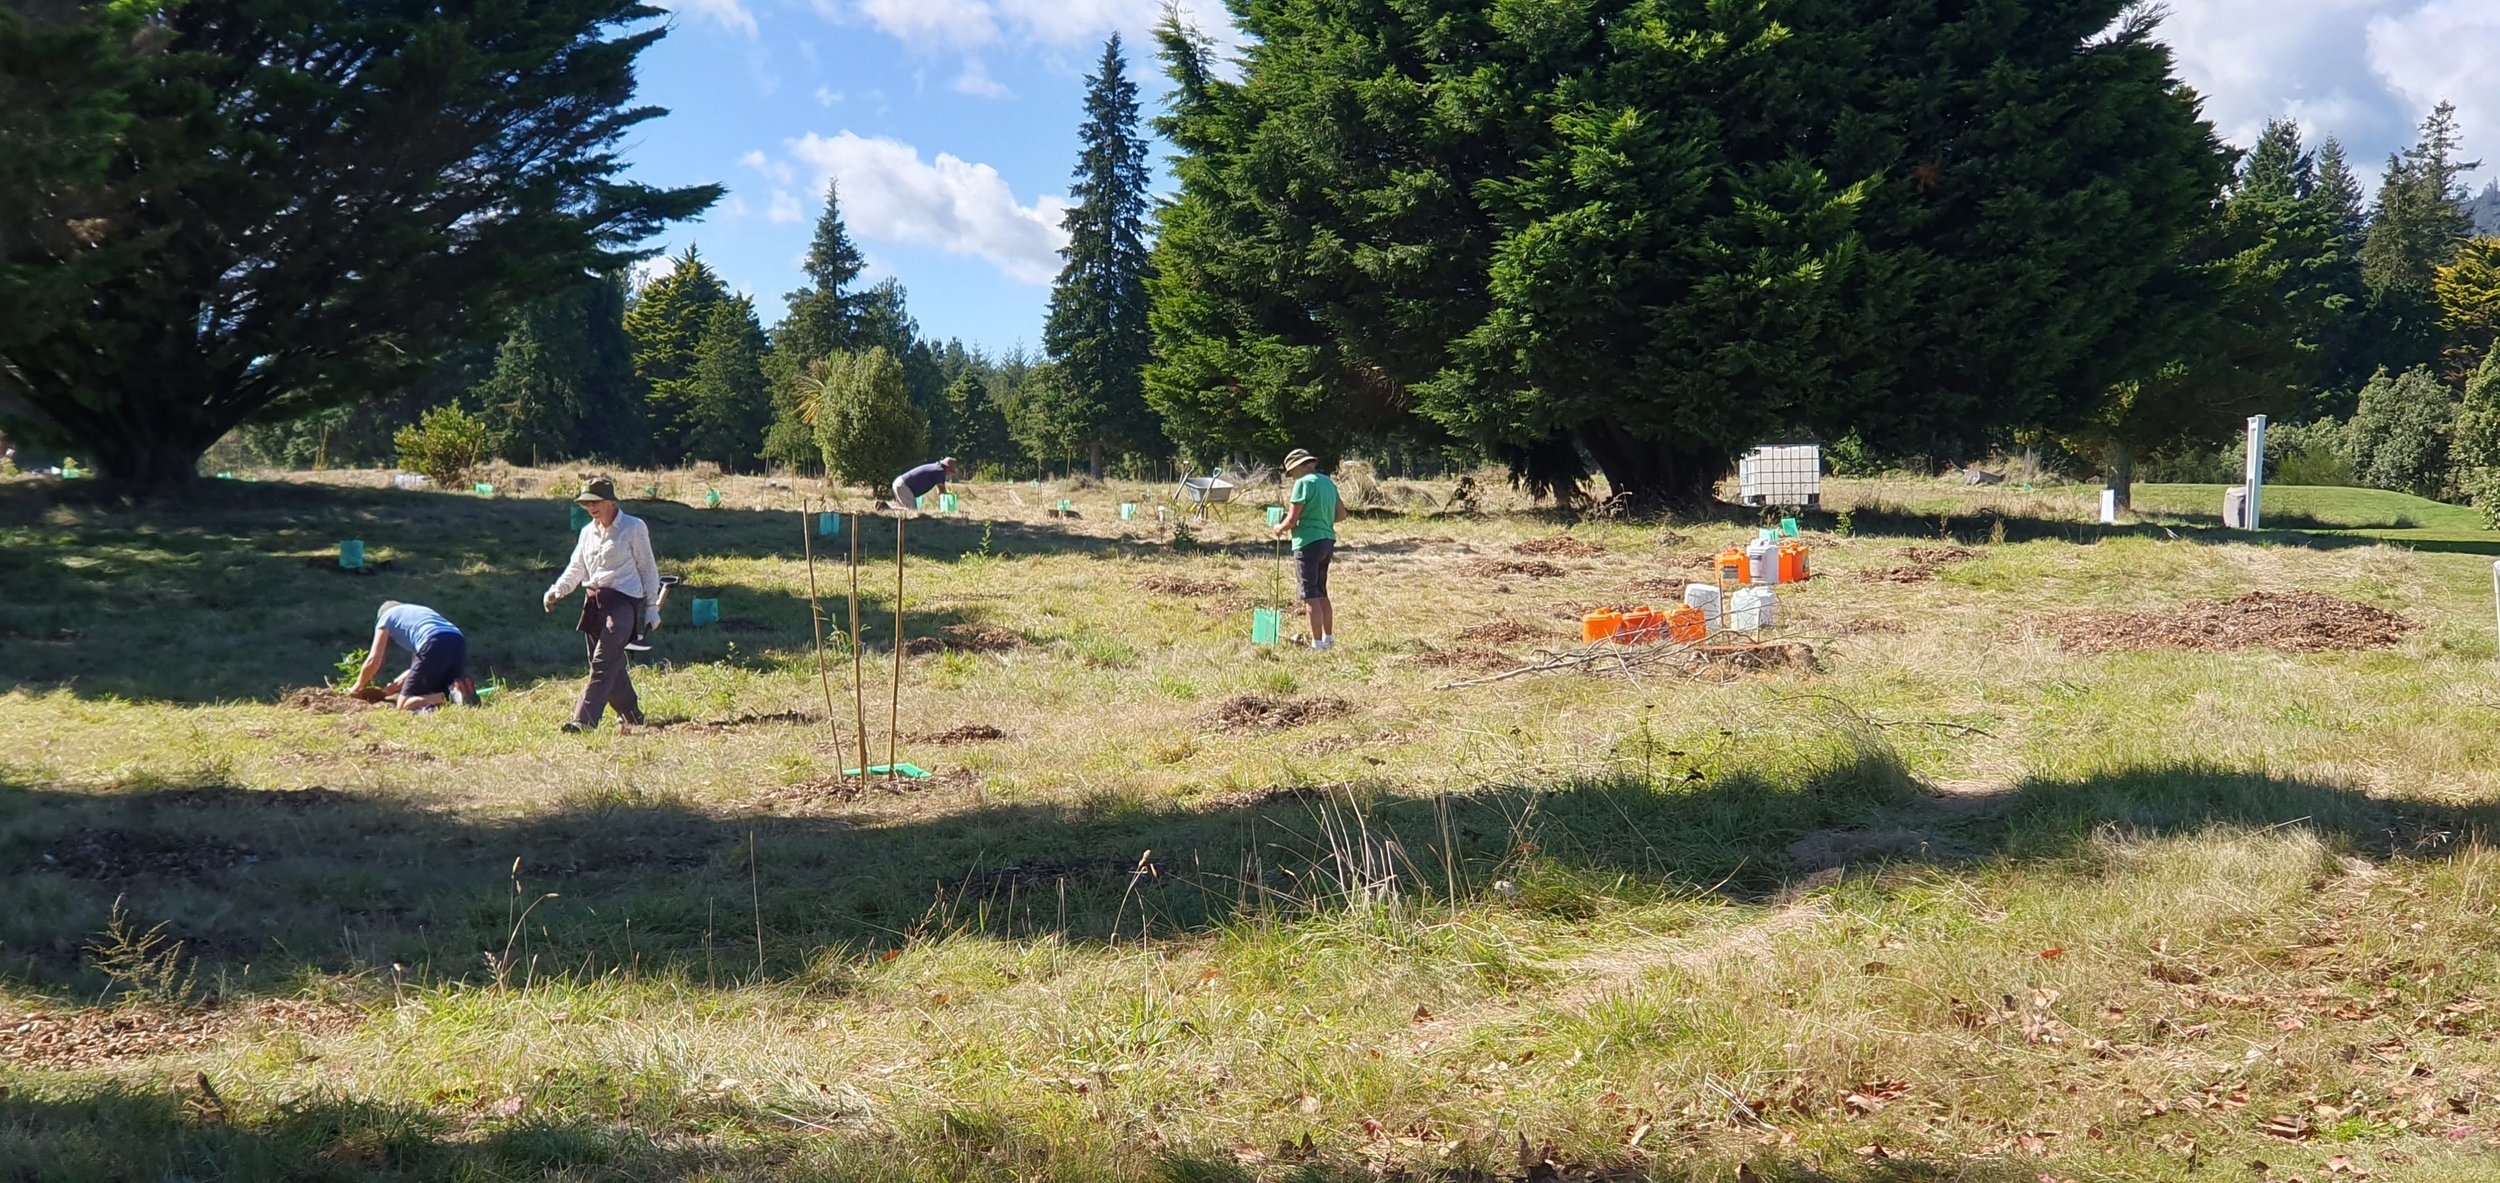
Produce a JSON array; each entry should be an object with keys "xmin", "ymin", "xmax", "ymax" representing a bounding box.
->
[
  {"xmin": 622, "ymin": 245, "xmax": 729, "ymax": 464},
  {"xmin": 0, "ymin": 0, "xmax": 713, "ymax": 489},
  {"xmin": 679, "ymin": 295, "xmax": 770, "ymax": 470},
  {"xmin": 2358, "ymin": 103, "xmax": 2479, "ymax": 378},
  {"xmin": 469, "ymin": 270, "xmax": 640, "ymax": 464},
  {"xmin": 2303, "ymin": 138, "xmax": 2376, "ymax": 408},
  {"xmin": 1041, "ymin": 34, "xmax": 1158, "ymax": 478},
  {"xmin": 942, "ymin": 367, "xmax": 1015, "ymax": 476},
  {"xmin": 773, "ymin": 181, "xmax": 870, "ymax": 371},
  {"xmin": 1147, "ymin": 0, "xmax": 2230, "ymax": 505},
  {"xmin": 472, "ymin": 318, "xmax": 579, "ymax": 465},
  {"xmin": 812, "ymin": 348, "xmax": 927, "ymax": 486}
]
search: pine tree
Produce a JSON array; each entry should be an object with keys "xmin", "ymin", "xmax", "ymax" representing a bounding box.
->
[
  {"xmin": 622, "ymin": 245, "xmax": 729, "ymax": 464},
  {"xmin": 1146, "ymin": 0, "xmax": 2230, "ymax": 505},
  {"xmin": 2361, "ymin": 103, "xmax": 2478, "ymax": 299},
  {"xmin": 2303, "ymin": 138, "xmax": 2376, "ymax": 407},
  {"xmin": 1041, "ymin": 34, "xmax": 1159, "ymax": 478},
  {"xmin": 773, "ymin": 181, "xmax": 869, "ymax": 370},
  {"xmin": 573, "ymin": 270, "xmax": 648, "ymax": 462},
  {"xmin": 2239, "ymin": 118, "xmax": 2312, "ymax": 201},
  {"xmin": 679, "ymin": 295, "xmax": 770, "ymax": 470},
  {"xmin": 472, "ymin": 317, "xmax": 580, "ymax": 464},
  {"xmin": 1009, "ymin": 361, "xmax": 1095, "ymax": 472},
  {"xmin": 0, "ymin": 0, "xmax": 714, "ymax": 489},
  {"xmin": 942, "ymin": 368, "xmax": 1015, "ymax": 476},
  {"xmin": 812, "ymin": 348, "xmax": 927, "ymax": 486}
]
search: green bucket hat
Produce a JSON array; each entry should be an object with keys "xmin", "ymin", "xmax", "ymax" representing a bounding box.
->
[{"xmin": 573, "ymin": 477, "xmax": 619, "ymax": 504}]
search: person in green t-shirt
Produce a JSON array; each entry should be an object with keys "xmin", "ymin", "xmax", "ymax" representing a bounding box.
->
[{"xmin": 1271, "ymin": 448, "xmax": 1345, "ymax": 650}]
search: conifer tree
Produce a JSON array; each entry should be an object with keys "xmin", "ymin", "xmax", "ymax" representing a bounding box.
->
[
  {"xmin": 680, "ymin": 295, "xmax": 770, "ymax": 470},
  {"xmin": 812, "ymin": 348, "xmax": 927, "ymax": 486},
  {"xmin": 1041, "ymin": 34, "xmax": 1158, "ymax": 478},
  {"xmin": 942, "ymin": 368, "xmax": 1015, "ymax": 475},
  {"xmin": 2361, "ymin": 103, "xmax": 2478, "ymax": 300},
  {"xmin": 472, "ymin": 318, "xmax": 579, "ymax": 464},
  {"xmin": 2304, "ymin": 138, "xmax": 2376, "ymax": 405},
  {"xmin": 622, "ymin": 245, "xmax": 729, "ymax": 464}
]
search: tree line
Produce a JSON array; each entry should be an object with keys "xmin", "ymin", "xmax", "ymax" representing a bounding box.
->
[{"xmin": 6, "ymin": 0, "xmax": 2500, "ymax": 509}]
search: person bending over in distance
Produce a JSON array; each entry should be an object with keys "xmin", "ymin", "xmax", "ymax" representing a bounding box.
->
[
  {"xmin": 890, "ymin": 456, "xmax": 955, "ymax": 512},
  {"xmin": 1271, "ymin": 447, "xmax": 1345, "ymax": 650},
  {"xmin": 353, "ymin": 601, "xmax": 473, "ymax": 710},
  {"xmin": 543, "ymin": 477, "xmax": 660, "ymax": 733}
]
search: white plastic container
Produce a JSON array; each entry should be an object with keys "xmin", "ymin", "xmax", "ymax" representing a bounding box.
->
[
  {"xmin": 1746, "ymin": 536, "xmax": 1778, "ymax": 587},
  {"xmin": 1682, "ymin": 583, "xmax": 1723, "ymax": 635},
  {"xmin": 392, "ymin": 472, "xmax": 434, "ymax": 490},
  {"xmin": 1729, "ymin": 586, "xmax": 1776, "ymax": 632}
]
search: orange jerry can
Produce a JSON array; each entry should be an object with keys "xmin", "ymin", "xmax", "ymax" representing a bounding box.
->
[
  {"xmin": 1716, "ymin": 546, "xmax": 1749, "ymax": 589},
  {"xmin": 1777, "ymin": 541, "xmax": 1811, "ymax": 584},
  {"xmin": 1666, "ymin": 605, "xmax": 1708, "ymax": 644},
  {"xmin": 1618, "ymin": 606, "xmax": 1661, "ymax": 644},
  {"xmin": 1581, "ymin": 609, "xmax": 1624, "ymax": 644}
]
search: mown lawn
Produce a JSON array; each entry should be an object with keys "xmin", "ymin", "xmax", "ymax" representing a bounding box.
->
[{"xmin": 5, "ymin": 467, "xmax": 2500, "ymax": 1181}]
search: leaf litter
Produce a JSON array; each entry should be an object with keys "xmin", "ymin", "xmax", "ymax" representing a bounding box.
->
[
  {"xmin": 3, "ymin": 999, "xmax": 359, "ymax": 1070},
  {"xmin": 1512, "ymin": 535, "xmax": 1609, "ymax": 558},
  {"xmin": 1207, "ymin": 693, "xmax": 1354, "ymax": 730}
]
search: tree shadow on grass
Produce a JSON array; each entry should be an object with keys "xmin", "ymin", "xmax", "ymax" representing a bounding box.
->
[
  {"xmin": 1802, "ymin": 498, "xmax": 2500, "ymax": 556},
  {"xmin": 0, "ymin": 481, "xmax": 1070, "ymax": 704},
  {"xmin": 1, "ymin": 751, "xmax": 2483, "ymax": 1003}
]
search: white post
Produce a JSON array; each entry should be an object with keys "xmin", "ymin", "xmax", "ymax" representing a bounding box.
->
[
  {"xmin": 2492, "ymin": 561, "xmax": 2500, "ymax": 660},
  {"xmin": 2244, "ymin": 414, "xmax": 2267, "ymax": 531}
]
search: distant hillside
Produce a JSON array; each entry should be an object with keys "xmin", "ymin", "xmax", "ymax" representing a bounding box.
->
[{"xmin": 2473, "ymin": 183, "xmax": 2500, "ymax": 237}]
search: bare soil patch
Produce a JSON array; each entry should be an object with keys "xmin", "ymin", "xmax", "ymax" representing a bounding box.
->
[
  {"xmin": 903, "ymin": 623, "xmax": 1029, "ymax": 656},
  {"xmin": 762, "ymin": 766, "xmax": 978, "ymax": 809},
  {"xmin": 642, "ymin": 711, "xmax": 818, "ymax": 734},
  {"xmin": 1696, "ymin": 641, "xmax": 1818, "ymax": 674},
  {"xmin": 42, "ymin": 829, "xmax": 260, "ymax": 881},
  {"xmin": 1, "ymin": 999, "xmax": 361, "ymax": 1070},
  {"xmin": 2043, "ymin": 590, "xmax": 2416, "ymax": 655},
  {"xmin": 1455, "ymin": 618, "xmax": 1548, "ymax": 645},
  {"xmin": 1512, "ymin": 535, "xmax": 1608, "ymax": 559},
  {"xmin": 1402, "ymin": 647, "xmax": 1518, "ymax": 673},
  {"xmin": 159, "ymin": 785, "xmax": 356, "ymax": 811},
  {"xmin": 1620, "ymin": 577, "xmax": 1690, "ymax": 602},
  {"xmin": 1854, "ymin": 545, "xmax": 1979, "ymax": 585},
  {"xmin": 914, "ymin": 723, "xmax": 1009, "ymax": 745},
  {"xmin": 278, "ymin": 687, "xmax": 383, "ymax": 714},
  {"xmin": 1136, "ymin": 574, "xmax": 1236, "ymax": 597},
  {"xmin": 1456, "ymin": 558, "xmax": 1564, "ymax": 580},
  {"xmin": 1207, "ymin": 693, "xmax": 1354, "ymax": 730}
]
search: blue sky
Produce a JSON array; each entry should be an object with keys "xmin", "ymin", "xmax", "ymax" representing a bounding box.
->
[{"xmin": 618, "ymin": 0, "xmax": 2499, "ymax": 357}]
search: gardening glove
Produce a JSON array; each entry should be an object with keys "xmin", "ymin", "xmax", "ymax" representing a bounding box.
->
[{"xmin": 542, "ymin": 590, "xmax": 558, "ymax": 613}]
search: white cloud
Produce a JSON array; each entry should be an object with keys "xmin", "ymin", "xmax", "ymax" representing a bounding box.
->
[
  {"xmin": 737, "ymin": 149, "xmax": 795, "ymax": 187},
  {"xmin": 722, "ymin": 193, "xmax": 751, "ymax": 220},
  {"xmin": 784, "ymin": 131, "xmax": 1069, "ymax": 284},
  {"xmin": 841, "ymin": 0, "xmax": 1243, "ymax": 57},
  {"xmin": 656, "ymin": 0, "xmax": 758, "ymax": 37},
  {"xmin": 856, "ymin": 0, "xmax": 996, "ymax": 48},
  {"xmin": 816, "ymin": 86, "xmax": 844, "ymax": 107},
  {"xmin": 629, "ymin": 253, "xmax": 678, "ymax": 290},
  {"xmin": 768, "ymin": 189, "xmax": 806, "ymax": 224},
  {"xmin": 953, "ymin": 57, "xmax": 1012, "ymax": 99},
  {"xmin": 2156, "ymin": 0, "xmax": 2492, "ymax": 187}
]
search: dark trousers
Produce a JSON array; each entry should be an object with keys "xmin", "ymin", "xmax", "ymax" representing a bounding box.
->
[{"xmin": 574, "ymin": 589, "xmax": 643, "ymax": 727}]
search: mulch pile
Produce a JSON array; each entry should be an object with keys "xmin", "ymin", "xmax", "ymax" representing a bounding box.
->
[
  {"xmin": 2043, "ymin": 591, "xmax": 2417, "ymax": 655},
  {"xmin": 1207, "ymin": 693, "xmax": 1354, "ymax": 730},
  {"xmin": 1456, "ymin": 558, "xmax": 1565, "ymax": 580},
  {"xmin": 278, "ymin": 687, "xmax": 383, "ymax": 714},
  {"xmin": 43, "ymin": 830, "xmax": 260, "ymax": 881},
  {"xmin": 1854, "ymin": 546, "xmax": 1978, "ymax": 585},
  {"xmin": 1137, "ymin": 574, "xmax": 1236, "ymax": 597},
  {"xmin": 1513, "ymin": 536, "xmax": 1608, "ymax": 559},
  {"xmin": 1455, "ymin": 618, "xmax": 1548, "ymax": 645},
  {"xmin": 2, "ymin": 999, "xmax": 359, "ymax": 1070},
  {"xmin": 914, "ymin": 723, "xmax": 1009, "ymax": 745},
  {"xmin": 903, "ymin": 624, "xmax": 1028, "ymax": 656}
]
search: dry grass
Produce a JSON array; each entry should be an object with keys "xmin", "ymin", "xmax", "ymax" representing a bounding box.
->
[{"xmin": 5, "ymin": 466, "xmax": 2500, "ymax": 1180}]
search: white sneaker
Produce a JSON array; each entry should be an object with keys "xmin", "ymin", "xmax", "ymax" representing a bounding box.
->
[{"xmin": 1310, "ymin": 637, "xmax": 1333, "ymax": 651}]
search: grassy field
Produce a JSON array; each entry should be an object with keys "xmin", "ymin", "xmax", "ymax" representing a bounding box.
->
[{"xmin": 7, "ymin": 466, "xmax": 2500, "ymax": 1181}]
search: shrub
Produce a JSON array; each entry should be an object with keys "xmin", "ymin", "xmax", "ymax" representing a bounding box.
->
[
  {"xmin": 2342, "ymin": 367, "xmax": 2457, "ymax": 499},
  {"xmin": 811, "ymin": 348, "xmax": 927, "ymax": 486},
  {"xmin": 393, "ymin": 405, "xmax": 496, "ymax": 488}
]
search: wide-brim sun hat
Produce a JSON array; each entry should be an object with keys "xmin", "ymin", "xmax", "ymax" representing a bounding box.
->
[
  {"xmin": 1280, "ymin": 448, "xmax": 1317, "ymax": 474},
  {"xmin": 574, "ymin": 477, "xmax": 618, "ymax": 504}
]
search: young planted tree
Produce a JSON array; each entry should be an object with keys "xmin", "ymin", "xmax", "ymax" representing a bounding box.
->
[
  {"xmin": 0, "ymin": 0, "xmax": 713, "ymax": 490},
  {"xmin": 679, "ymin": 296, "xmax": 770, "ymax": 470},
  {"xmin": 623, "ymin": 246, "xmax": 730, "ymax": 464},
  {"xmin": 1147, "ymin": 0, "xmax": 2229, "ymax": 506},
  {"xmin": 1041, "ymin": 34, "xmax": 1159, "ymax": 478},
  {"xmin": 812, "ymin": 348, "xmax": 926, "ymax": 487}
]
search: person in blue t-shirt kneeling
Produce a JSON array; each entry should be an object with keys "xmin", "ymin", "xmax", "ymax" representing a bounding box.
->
[{"xmin": 353, "ymin": 601, "xmax": 474, "ymax": 710}]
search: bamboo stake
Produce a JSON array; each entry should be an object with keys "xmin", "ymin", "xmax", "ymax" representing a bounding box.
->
[
  {"xmin": 849, "ymin": 507, "xmax": 868, "ymax": 774},
  {"xmin": 889, "ymin": 511, "xmax": 905, "ymax": 785},
  {"xmin": 801, "ymin": 498, "xmax": 843, "ymax": 773}
]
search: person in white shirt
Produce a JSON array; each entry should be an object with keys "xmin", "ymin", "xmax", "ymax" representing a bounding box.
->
[{"xmin": 543, "ymin": 477, "xmax": 660, "ymax": 732}]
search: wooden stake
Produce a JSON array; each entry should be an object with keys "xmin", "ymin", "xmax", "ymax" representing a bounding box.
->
[
  {"xmin": 849, "ymin": 507, "xmax": 868, "ymax": 774},
  {"xmin": 801, "ymin": 498, "xmax": 843, "ymax": 773},
  {"xmin": 889, "ymin": 511, "xmax": 905, "ymax": 785}
]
